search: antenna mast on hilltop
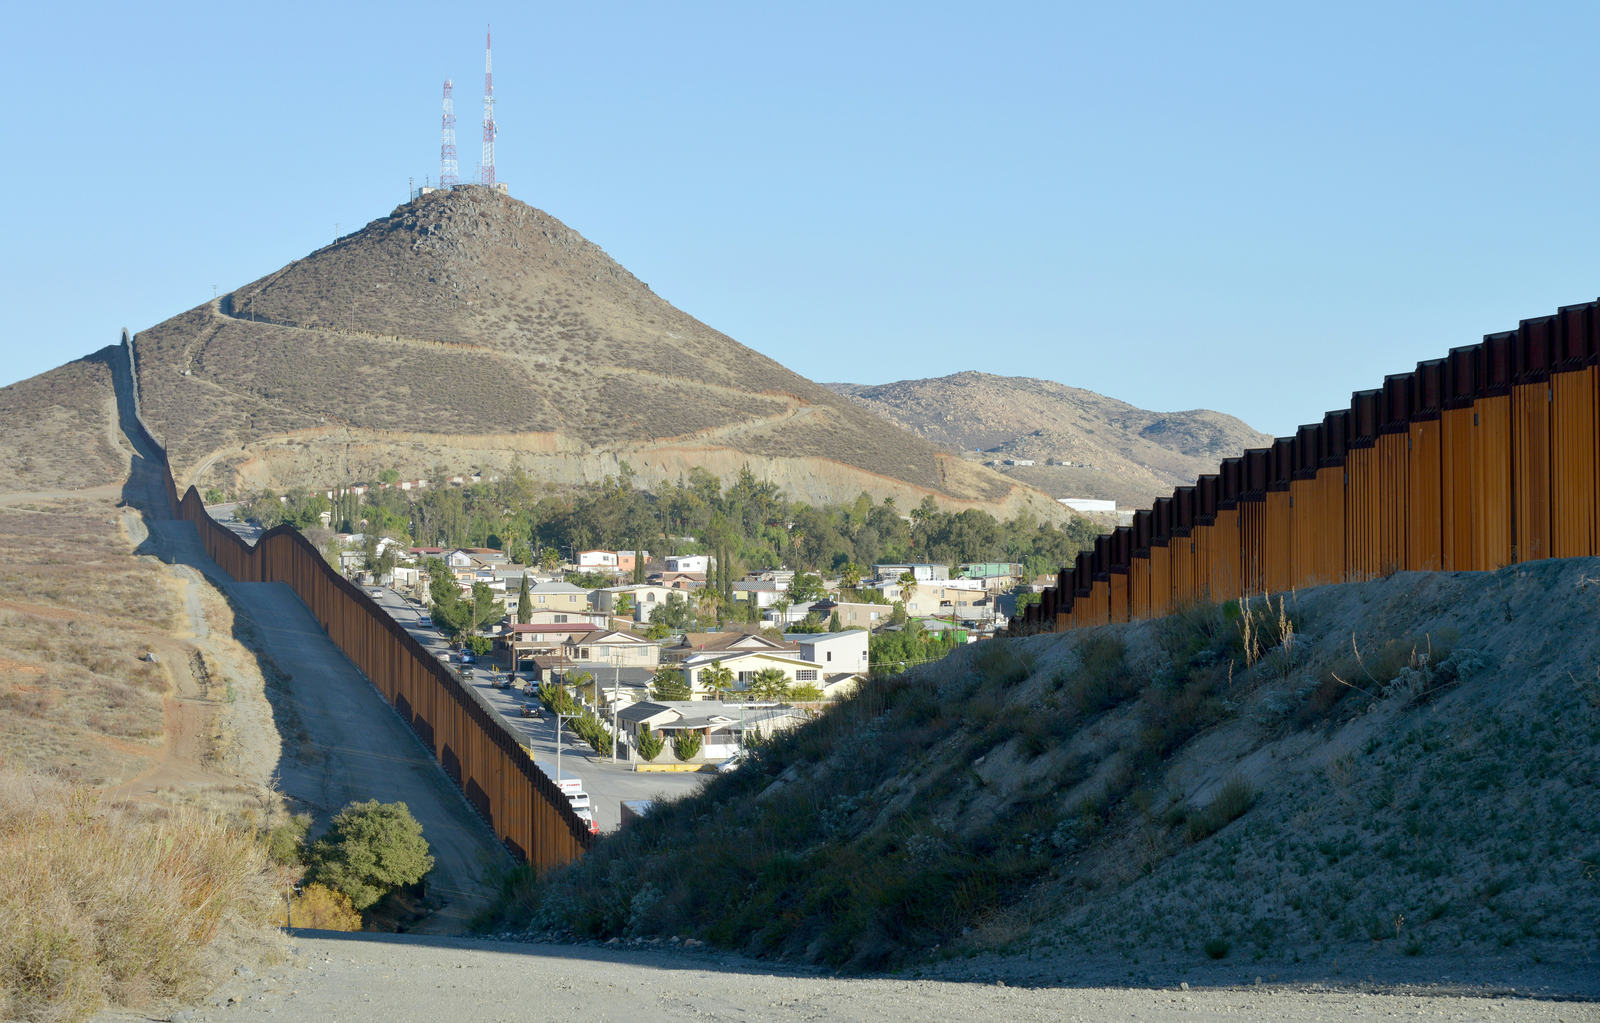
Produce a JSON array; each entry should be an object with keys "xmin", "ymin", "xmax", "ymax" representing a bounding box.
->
[
  {"xmin": 440, "ymin": 80, "xmax": 458, "ymax": 189},
  {"xmin": 481, "ymin": 27, "xmax": 497, "ymax": 187}
]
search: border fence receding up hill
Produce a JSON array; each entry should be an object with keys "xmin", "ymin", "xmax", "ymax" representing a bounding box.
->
[
  {"xmin": 1026, "ymin": 299, "xmax": 1600, "ymax": 631},
  {"xmin": 121, "ymin": 333, "xmax": 590, "ymax": 869}
]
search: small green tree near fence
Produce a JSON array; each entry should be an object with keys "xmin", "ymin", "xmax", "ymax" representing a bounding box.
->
[
  {"xmin": 305, "ymin": 800, "xmax": 434, "ymax": 912},
  {"xmin": 672, "ymin": 730, "xmax": 703, "ymax": 762}
]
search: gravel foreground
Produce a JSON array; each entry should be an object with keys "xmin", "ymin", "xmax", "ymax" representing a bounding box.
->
[{"xmin": 95, "ymin": 933, "xmax": 1598, "ymax": 1023}]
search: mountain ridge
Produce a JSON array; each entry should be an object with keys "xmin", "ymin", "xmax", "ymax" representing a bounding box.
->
[
  {"xmin": 823, "ymin": 371, "xmax": 1273, "ymax": 508},
  {"xmin": 90, "ymin": 187, "xmax": 1068, "ymax": 520}
]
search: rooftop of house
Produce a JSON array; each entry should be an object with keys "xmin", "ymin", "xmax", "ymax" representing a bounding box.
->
[
  {"xmin": 509, "ymin": 623, "xmax": 602, "ymax": 635},
  {"xmin": 791, "ymin": 629, "xmax": 869, "ymax": 645},
  {"xmin": 666, "ymin": 631, "xmax": 797, "ymax": 653}
]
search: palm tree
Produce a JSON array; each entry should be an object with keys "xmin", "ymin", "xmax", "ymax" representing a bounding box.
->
[
  {"xmin": 700, "ymin": 662, "xmax": 735, "ymax": 700},
  {"xmin": 746, "ymin": 667, "xmax": 791, "ymax": 701},
  {"xmin": 840, "ymin": 562, "xmax": 862, "ymax": 590},
  {"xmin": 693, "ymin": 585, "xmax": 721, "ymax": 627},
  {"xmin": 898, "ymin": 570, "xmax": 918, "ymax": 614}
]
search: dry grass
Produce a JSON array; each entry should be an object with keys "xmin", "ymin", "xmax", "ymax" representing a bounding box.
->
[{"xmin": 0, "ymin": 762, "xmax": 282, "ymax": 1023}]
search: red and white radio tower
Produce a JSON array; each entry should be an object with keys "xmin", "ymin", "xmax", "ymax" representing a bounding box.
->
[
  {"xmin": 440, "ymin": 80, "xmax": 458, "ymax": 189},
  {"xmin": 481, "ymin": 28, "xmax": 497, "ymax": 188}
]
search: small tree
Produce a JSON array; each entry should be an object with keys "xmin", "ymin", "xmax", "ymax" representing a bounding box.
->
[
  {"xmin": 746, "ymin": 667, "xmax": 791, "ymax": 701},
  {"xmin": 790, "ymin": 681, "xmax": 824, "ymax": 702},
  {"xmin": 636, "ymin": 728, "xmax": 665, "ymax": 761},
  {"xmin": 828, "ymin": 611, "xmax": 843, "ymax": 632},
  {"xmin": 650, "ymin": 665, "xmax": 692, "ymax": 701},
  {"xmin": 616, "ymin": 593, "xmax": 636, "ymax": 619},
  {"xmin": 890, "ymin": 600, "xmax": 908, "ymax": 626},
  {"xmin": 305, "ymin": 800, "xmax": 435, "ymax": 912},
  {"xmin": 517, "ymin": 573, "xmax": 532, "ymax": 625},
  {"xmin": 672, "ymin": 730, "xmax": 703, "ymax": 761},
  {"xmin": 539, "ymin": 547, "xmax": 562, "ymax": 571}
]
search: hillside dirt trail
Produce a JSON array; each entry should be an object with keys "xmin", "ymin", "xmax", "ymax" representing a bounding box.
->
[{"xmin": 94, "ymin": 933, "xmax": 1594, "ymax": 1023}]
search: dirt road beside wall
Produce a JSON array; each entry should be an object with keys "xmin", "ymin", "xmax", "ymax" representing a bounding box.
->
[{"xmin": 93, "ymin": 933, "xmax": 1596, "ymax": 1023}]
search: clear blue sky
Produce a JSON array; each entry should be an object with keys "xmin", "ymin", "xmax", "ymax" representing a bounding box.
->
[{"xmin": 3, "ymin": 2, "xmax": 1596, "ymax": 438}]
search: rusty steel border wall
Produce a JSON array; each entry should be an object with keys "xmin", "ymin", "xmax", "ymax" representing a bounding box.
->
[
  {"xmin": 122, "ymin": 337, "xmax": 590, "ymax": 868},
  {"xmin": 1025, "ymin": 298, "xmax": 1600, "ymax": 633}
]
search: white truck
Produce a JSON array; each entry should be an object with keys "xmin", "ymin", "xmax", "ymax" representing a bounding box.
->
[{"xmin": 534, "ymin": 760, "xmax": 582, "ymax": 797}]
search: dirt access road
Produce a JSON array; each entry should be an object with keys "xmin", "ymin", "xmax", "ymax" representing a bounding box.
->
[
  {"xmin": 112, "ymin": 348, "xmax": 501, "ymax": 930},
  {"xmin": 96, "ymin": 933, "xmax": 1596, "ymax": 1023}
]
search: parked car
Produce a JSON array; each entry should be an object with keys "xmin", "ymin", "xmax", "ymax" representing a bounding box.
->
[{"xmin": 418, "ymin": 615, "xmax": 432, "ymax": 627}]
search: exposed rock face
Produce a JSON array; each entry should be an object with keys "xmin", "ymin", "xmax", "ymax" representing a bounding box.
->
[
  {"xmin": 825, "ymin": 372, "xmax": 1273, "ymax": 507},
  {"xmin": 122, "ymin": 187, "xmax": 1065, "ymax": 520}
]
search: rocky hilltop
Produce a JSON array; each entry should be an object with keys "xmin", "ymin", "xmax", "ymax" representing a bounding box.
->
[
  {"xmin": 826, "ymin": 372, "xmax": 1273, "ymax": 508},
  {"xmin": 109, "ymin": 187, "xmax": 1065, "ymax": 519}
]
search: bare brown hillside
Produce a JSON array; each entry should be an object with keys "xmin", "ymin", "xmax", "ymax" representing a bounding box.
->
[
  {"xmin": 0, "ymin": 347, "xmax": 130, "ymax": 495},
  {"xmin": 826, "ymin": 372, "xmax": 1273, "ymax": 507},
  {"xmin": 124, "ymin": 187, "xmax": 1065, "ymax": 519}
]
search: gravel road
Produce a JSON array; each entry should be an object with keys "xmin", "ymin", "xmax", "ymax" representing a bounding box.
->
[{"xmin": 96, "ymin": 933, "xmax": 1596, "ymax": 1023}]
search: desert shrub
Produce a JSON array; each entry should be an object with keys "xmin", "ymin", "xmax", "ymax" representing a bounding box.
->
[
  {"xmin": 274, "ymin": 883, "xmax": 361, "ymax": 931},
  {"xmin": 636, "ymin": 729, "xmax": 665, "ymax": 761},
  {"xmin": 1293, "ymin": 631, "xmax": 1474, "ymax": 727},
  {"xmin": 463, "ymin": 635, "xmax": 494, "ymax": 656},
  {"xmin": 1183, "ymin": 776, "xmax": 1256, "ymax": 843},
  {"xmin": 1157, "ymin": 597, "xmax": 1226, "ymax": 663},
  {"xmin": 974, "ymin": 641, "xmax": 1037, "ymax": 685},
  {"xmin": 672, "ymin": 731, "xmax": 703, "ymax": 762},
  {"xmin": 1059, "ymin": 633, "xmax": 1134, "ymax": 715},
  {"xmin": 0, "ymin": 764, "xmax": 276, "ymax": 1022},
  {"xmin": 1203, "ymin": 937, "xmax": 1231, "ymax": 959},
  {"xmin": 304, "ymin": 800, "xmax": 434, "ymax": 912},
  {"xmin": 264, "ymin": 814, "xmax": 311, "ymax": 866}
]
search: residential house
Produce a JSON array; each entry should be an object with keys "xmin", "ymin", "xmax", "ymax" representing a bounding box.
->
[
  {"xmin": 662, "ymin": 630, "xmax": 797, "ymax": 665},
  {"xmin": 577, "ymin": 550, "xmax": 619, "ymax": 571},
  {"xmin": 568, "ymin": 629, "xmax": 661, "ymax": 668},
  {"xmin": 678, "ymin": 648, "xmax": 859, "ymax": 699},
  {"xmin": 525, "ymin": 580, "xmax": 593, "ymax": 613},
  {"xmin": 519, "ymin": 607, "xmax": 609, "ymax": 627},
  {"xmin": 616, "ymin": 701, "xmax": 808, "ymax": 763},
  {"xmin": 505, "ymin": 623, "xmax": 602, "ymax": 667},
  {"xmin": 901, "ymin": 579, "xmax": 987, "ymax": 617},
  {"xmin": 665, "ymin": 555, "xmax": 710, "ymax": 573},
  {"xmin": 616, "ymin": 550, "xmax": 648, "ymax": 575},
  {"xmin": 743, "ymin": 569, "xmax": 794, "ymax": 586},
  {"xmin": 959, "ymin": 562, "xmax": 1025, "ymax": 592},
  {"xmin": 731, "ymin": 580, "xmax": 786, "ymax": 610},
  {"xmin": 649, "ymin": 571, "xmax": 705, "ymax": 590},
  {"xmin": 793, "ymin": 630, "xmax": 869, "ymax": 675},
  {"xmin": 874, "ymin": 563, "xmax": 950, "ymax": 582},
  {"xmin": 830, "ymin": 600, "xmax": 893, "ymax": 630},
  {"xmin": 592, "ymin": 584, "xmax": 678, "ymax": 620}
]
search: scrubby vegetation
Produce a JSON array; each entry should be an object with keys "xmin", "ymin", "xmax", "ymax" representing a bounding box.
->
[
  {"xmin": 0, "ymin": 763, "xmax": 280, "ymax": 1022},
  {"xmin": 479, "ymin": 560, "xmax": 1600, "ymax": 975}
]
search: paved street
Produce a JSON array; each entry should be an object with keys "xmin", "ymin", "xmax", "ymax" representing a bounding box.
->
[{"xmin": 364, "ymin": 587, "xmax": 710, "ymax": 833}]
